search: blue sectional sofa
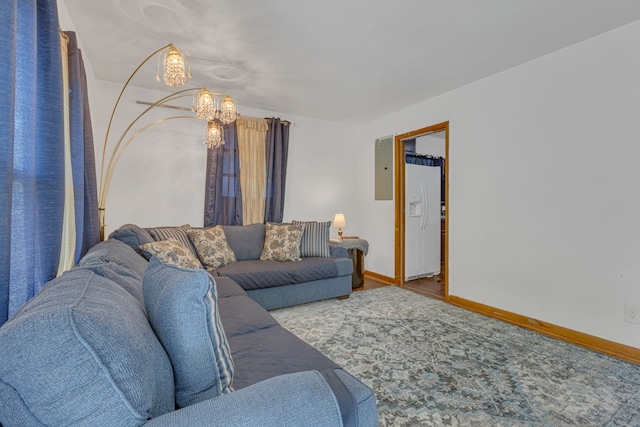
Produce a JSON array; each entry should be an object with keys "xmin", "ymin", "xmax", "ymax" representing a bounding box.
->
[
  {"xmin": 113, "ymin": 222, "xmax": 354, "ymax": 310},
  {"xmin": 0, "ymin": 235, "xmax": 376, "ymax": 426}
]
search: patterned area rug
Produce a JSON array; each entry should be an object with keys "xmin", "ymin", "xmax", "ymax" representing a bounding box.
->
[{"xmin": 271, "ymin": 286, "xmax": 640, "ymax": 426}]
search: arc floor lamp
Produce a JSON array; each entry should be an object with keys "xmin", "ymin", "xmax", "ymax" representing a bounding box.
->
[{"xmin": 97, "ymin": 43, "xmax": 238, "ymax": 240}]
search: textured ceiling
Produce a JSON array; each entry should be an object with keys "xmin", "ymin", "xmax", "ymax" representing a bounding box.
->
[{"xmin": 61, "ymin": 0, "xmax": 640, "ymax": 125}]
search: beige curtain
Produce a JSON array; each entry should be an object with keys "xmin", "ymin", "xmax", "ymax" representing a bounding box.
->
[
  {"xmin": 236, "ymin": 117, "xmax": 268, "ymax": 225},
  {"xmin": 57, "ymin": 32, "xmax": 76, "ymax": 275}
]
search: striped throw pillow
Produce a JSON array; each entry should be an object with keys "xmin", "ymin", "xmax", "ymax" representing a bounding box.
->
[
  {"xmin": 147, "ymin": 224, "xmax": 198, "ymax": 259},
  {"xmin": 292, "ymin": 220, "xmax": 331, "ymax": 258}
]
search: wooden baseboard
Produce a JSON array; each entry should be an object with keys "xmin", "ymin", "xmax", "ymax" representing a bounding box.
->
[
  {"xmin": 364, "ymin": 270, "xmax": 395, "ymax": 285},
  {"xmin": 449, "ymin": 295, "xmax": 640, "ymax": 365}
]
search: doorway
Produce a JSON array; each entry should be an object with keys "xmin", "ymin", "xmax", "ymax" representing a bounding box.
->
[{"xmin": 394, "ymin": 121, "xmax": 449, "ymax": 300}]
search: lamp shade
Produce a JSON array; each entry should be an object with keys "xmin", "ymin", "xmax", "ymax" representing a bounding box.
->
[{"xmin": 332, "ymin": 214, "xmax": 347, "ymax": 228}]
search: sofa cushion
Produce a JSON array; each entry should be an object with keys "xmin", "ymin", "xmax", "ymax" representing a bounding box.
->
[
  {"xmin": 187, "ymin": 226, "xmax": 237, "ymax": 269},
  {"xmin": 0, "ymin": 269, "xmax": 174, "ymax": 426},
  {"xmin": 79, "ymin": 238, "xmax": 148, "ymax": 278},
  {"xmin": 292, "ymin": 220, "xmax": 331, "ymax": 257},
  {"xmin": 215, "ymin": 280, "xmax": 280, "ymax": 339},
  {"xmin": 74, "ymin": 260, "xmax": 146, "ymax": 307},
  {"xmin": 260, "ymin": 223, "xmax": 304, "ymax": 262},
  {"xmin": 108, "ymin": 223, "xmax": 155, "ymax": 258},
  {"xmin": 147, "ymin": 224, "xmax": 198, "ymax": 258},
  {"xmin": 221, "ymin": 223, "xmax": 265, "ymax": 261},
  {"xmin": 216, "ymin": 258, "xmax": 340, "ymax": 291},
  {"xmin": 143, "ymin": 258, "xmax": 234, "ymax": 408},
  {"xmin": 140, "ymin": 238, "xmax": 204, "ymax": 270}
]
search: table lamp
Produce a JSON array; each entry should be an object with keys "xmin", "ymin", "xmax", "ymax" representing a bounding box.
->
[{"xmin": 332, "ymin": 213, "xmax": 347, "ymax": 239}]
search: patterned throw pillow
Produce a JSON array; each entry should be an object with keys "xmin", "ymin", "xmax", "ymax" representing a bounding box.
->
[
  {"xmin": 187, "ymin": 226, "xmax": 237, "ymax": 270},
  {"xmin": 260, "ymin": 223, "xmax": 304, "ymax": 262},
  {"xmin": 139, "ymin": 238, "xmax": 203, "ymax": 270},
  {"xmin": 292, "ymin": 220, "xmax": 331, "ymax": 257},
  {"xmin": 146, "ymin": 224, "xmax": 199, "ymax": 259}
]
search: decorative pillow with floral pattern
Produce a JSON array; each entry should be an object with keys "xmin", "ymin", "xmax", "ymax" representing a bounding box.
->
[
  {"xmin": 260, "ymin": 223, "xmax": 304, "ymax": 262},
  {"xmin": 187, "ymin": 226, "xmax": 237, "ymax": 270},
  {"xmin": 139, "ymin": 238, "xmax": 203, "ymax": 270}
]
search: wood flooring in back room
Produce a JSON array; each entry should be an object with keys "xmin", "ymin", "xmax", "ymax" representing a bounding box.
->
[{"xmin": 358, "ymin": 274, "xmax": 445, "ymax": 301}]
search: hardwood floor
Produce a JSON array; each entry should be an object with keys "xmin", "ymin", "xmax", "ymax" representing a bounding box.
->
[
  {"xmin": 403, "ymin": 274, "xmax": 445, "ymax": 301},
  {"xmin": 356, "ymin": 272, "xmax": 445, "ymax": 301}
]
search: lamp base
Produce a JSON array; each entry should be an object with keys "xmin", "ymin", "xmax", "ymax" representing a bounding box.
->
[{"xmin": 338, "ymin": 229, "xmax": 343, "ymax": 239}]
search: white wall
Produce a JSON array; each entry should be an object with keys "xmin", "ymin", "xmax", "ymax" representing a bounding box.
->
[
  {"xmin": 415, "ymin": 133, "xmax": 446, "ymax": 158},
  {"xmin": 357, "ymin": 21, "xmax": 640, "ymax": 348},
  {"xmin": 62, "ymin": 0, "xmax": 640, "ymax": 347},
  {"xmin": 86, "ymin": 80, "xmax": 359, "ymax": 238}
]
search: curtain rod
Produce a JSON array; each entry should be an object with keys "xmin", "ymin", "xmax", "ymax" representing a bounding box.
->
[{"xmin": 135, "ymin": 100, "xmax": 292, "ymax": 125}]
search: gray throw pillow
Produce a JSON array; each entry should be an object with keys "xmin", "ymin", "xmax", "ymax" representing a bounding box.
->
[{"xmin": 143, "ymin": 258, "xmax": 234, "ymax": 408}]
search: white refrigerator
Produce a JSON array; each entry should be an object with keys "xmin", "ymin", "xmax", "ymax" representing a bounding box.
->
[{"xmin": 405, "ymin": 163, "xmax": 441, "ymax": 281}]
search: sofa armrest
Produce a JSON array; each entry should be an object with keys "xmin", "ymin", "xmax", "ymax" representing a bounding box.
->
[
  {"xmin": 145, "ymin": 371, "xmax": 343, "ymax": 427},
  {"xmin": 329, "ymin": 245, "xmax": 349, "ymax": 258}
]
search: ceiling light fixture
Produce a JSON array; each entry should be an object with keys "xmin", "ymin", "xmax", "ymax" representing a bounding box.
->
[
  {"xmin": 157, "ymin": 44, "xmax": 191, "ymax": 86},
  {"xmin": 205, "ymin": 121, "xmax": 224, "ymax": 149},
  {"xmin": 194, "ymin": 88, "xmax": 216, "ymax": 120},
  {"xmin": 219, "ymin": 95, "xmax": 238, "ymax": 124},
  {"xmin": 193, "ymin": 88, "xmax": 238, "ymax": 124}
]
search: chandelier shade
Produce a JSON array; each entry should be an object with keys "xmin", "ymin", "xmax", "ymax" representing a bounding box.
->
[
  {"xmin": 219, "ymin": 95, "xmax": 238, "ymax": 124},
  {"xmin": 194, "ymin": 88, "xmax": 217, "ymax": 121},
  {"xmin": 193, "ymin": 89, "xmax": 238, "ymax": 124},
  {"xmin": 159, "ymin": 44, "xmax": 190, "ymax": 87},
  {"xmin": 205, "ymin": 121, "xmax": 224, "ymax": 149}
]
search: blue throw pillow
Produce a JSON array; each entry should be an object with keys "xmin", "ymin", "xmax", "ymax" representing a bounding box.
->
[
  {"xmin": 108, "ymin": 223, "xmax": 155, "ymax": 258},
  {"xmin": 143, "ymin": 258, "xmax": 234, "ymax": 408}
]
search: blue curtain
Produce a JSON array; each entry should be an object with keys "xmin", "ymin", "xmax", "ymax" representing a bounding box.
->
[
  {"xmin": 0, "ymin": 0, "xmax": 65, "ymax": 325},
  {"xmin": 204, "ymin": 122, "xmax": 243, "ymax": 226},
  {"xmin": 65, "ymin": 31, "xmax": 99, "ymax": 260},
  {"xmin": 264, "ymin": 118, "xmax": 290, "ymax": 223}
]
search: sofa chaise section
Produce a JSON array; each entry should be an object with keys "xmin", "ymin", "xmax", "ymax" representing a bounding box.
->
[{"xmin": 0, "ymin": 238, "xmax": 377, "ymax": 426}]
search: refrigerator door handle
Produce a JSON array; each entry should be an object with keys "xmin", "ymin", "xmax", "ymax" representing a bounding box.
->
[{"xmin": 420, "ymin": 181, "xmax": 428, "ymax": 230}]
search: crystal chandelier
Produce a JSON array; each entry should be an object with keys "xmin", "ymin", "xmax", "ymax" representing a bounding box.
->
[
  {"xmin": 194, "ymin": 88, "xmax": 216, "ymax": 121},
  {"xmin": 193, "ymin": 89, "xmax": 238, "ymax": 124},
  {"xmin": 219, "ymin": 95, "xmax": 238, "ymax": 124},
  {"xmin": 205, "ymin": 121, "xmax": 224, "ymax": 149},
  {"xmin": 158, "ymin": 44, "xmax": 191, "ymax": 87}
]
